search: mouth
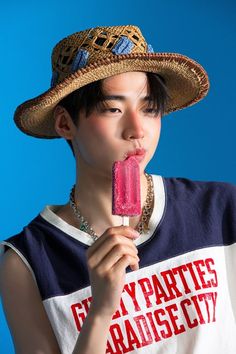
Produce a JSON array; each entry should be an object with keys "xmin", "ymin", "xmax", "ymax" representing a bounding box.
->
[{"xmin": 124, "ymin": 148, "xmax": 146, "ymax": 162}]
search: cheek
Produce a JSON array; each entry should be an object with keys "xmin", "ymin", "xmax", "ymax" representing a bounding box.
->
[
  {"xmin": 156, "ymin": 120, "xmax": 161, "ymax": 139},
  {"xmin": 76, "ymin": 119, "xmax": 113, "ymax": 158},
  {"xmin": 89, "ymin": 120, "xmax": 111, "ymax": 138},
  {"xmin": 147, "ymin": 117, "xmax": 161, "ymax": 140},
  {"xmin": 87, "ymin": 120, "xmax": 118, "ymax": 154}
]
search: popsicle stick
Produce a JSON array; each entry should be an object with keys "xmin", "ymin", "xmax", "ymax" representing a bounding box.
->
[{"xmin": 122, "ymin": 216, "xmax": 129, "ymax": 226}]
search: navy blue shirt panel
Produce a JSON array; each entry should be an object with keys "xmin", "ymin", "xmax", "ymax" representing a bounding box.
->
[{"xmin": 3, "ymin": 177, "xmax": 236, "ymax": 301}]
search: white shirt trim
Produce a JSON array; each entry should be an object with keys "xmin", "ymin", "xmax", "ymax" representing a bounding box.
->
[{"xmin": 40, "ymin": 174, "xmax": 166, "ymax": 247}]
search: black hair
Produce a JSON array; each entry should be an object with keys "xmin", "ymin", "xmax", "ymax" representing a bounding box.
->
[{"xmin": 58, "ymin": 72, "xmax": 170, "ymax": 154}]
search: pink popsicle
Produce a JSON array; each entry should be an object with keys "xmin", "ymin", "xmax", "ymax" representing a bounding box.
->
[{"xmin": 112, "ymin": 156, "xmax": 141, "ymax": 225}]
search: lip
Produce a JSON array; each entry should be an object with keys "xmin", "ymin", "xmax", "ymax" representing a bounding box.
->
[{"xmin": 124, "ymin": 148, "xmax": 146, "ymax": 162}]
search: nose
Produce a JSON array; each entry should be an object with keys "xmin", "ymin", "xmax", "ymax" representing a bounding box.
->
[{"xmin": 122, "ymin": 110, "xmax": 144, "ymax": 141}]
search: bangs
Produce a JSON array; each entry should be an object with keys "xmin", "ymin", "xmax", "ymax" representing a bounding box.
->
[
  {"xmin": 146, "ymin": 73, "xmax": 170, "ymax": 115},
  {"xmin": 59, "ymin": 72, "xmax": 170, "ymax": 124}
]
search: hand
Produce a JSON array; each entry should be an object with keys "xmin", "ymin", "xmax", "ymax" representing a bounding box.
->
[{"xmin": 86, "ymin": 226, "xmax": 140, "ymax": 318}]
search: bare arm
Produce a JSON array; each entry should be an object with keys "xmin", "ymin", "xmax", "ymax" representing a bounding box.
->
[
  {"xmin": 72, "ymin": 226, "xmax": 140, "ymax": 354},
  {"xmin": 1, "ymin": 226, "xmax": 139, "ymax": 354},
  {"xmin": 72, "ymin": 309, "xmax": 112, "ymax": 354},
  {"xmin": 0, "ymin": 249, "xmax": 61, "ymax": 354}
]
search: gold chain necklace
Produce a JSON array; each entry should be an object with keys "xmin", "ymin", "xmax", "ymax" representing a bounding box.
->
[{"xmin": 69, "ymin": 173, "xmax": 154, "ymax": 242}]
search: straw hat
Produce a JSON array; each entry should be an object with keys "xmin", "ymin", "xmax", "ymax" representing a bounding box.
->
[{"xmin": 14, "ymin": 25, "xmax": 210, "ymax": 139}]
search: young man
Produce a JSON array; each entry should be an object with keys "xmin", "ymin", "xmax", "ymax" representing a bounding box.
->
[{"xmin": 1, "ymin": 25, "xmax": 236, "ymax": 354}]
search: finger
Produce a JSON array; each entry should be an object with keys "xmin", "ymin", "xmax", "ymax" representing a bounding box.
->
[
  {"xmin": 91, "ymin": 244, "xmax": 139, "ymax": 273},
  {"xmin": 88, "ymin": 236, "xmax": 138, "ymax": 269},
  {"xmin": 112, "ymin": 254, "xmax": 140, "ymax": 274},
  {"xmin": 87, "ymin": 226, "xmax": 139, "ymax": 258}
]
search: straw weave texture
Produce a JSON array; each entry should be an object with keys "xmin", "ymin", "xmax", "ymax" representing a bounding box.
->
[{"xmin": 14, "ymin": 25, "xmax": 210, "ymax": 138}]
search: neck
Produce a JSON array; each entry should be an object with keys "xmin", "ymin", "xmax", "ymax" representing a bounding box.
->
[{"xmin": 72, "ymin": 166, "xmax": 148, "ymax": 236}]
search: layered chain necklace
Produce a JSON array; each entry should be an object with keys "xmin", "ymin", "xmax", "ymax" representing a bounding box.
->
[{"xmin": 69, "ymin": 173, "xmax": 154, "ymax": 242}]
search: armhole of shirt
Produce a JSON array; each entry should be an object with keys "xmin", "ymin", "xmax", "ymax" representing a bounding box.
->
[{"xmin": 0, "ymin": 241, "xmax": 38, "ymax": 286}]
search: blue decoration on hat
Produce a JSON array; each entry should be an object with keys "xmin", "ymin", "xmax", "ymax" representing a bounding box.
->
[
  {"xmin": 71, "ymin": 49, "xmax": 89, "ymax": 72},
  {"xmin": 112, "ymin": 36, "xmax": 134, "ymax": 55},
  {"xmin": 147, "ymin": 44, "xmax": 154, "ymax": 53},
  {"xmin": 50, "ymin": 71, "xmax": 59, "ymax": 87}
]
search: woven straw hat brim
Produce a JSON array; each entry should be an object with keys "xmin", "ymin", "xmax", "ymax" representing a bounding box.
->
[{"xmin": 14, "ymin": 52, "xmax": 209, "ymax": 139}]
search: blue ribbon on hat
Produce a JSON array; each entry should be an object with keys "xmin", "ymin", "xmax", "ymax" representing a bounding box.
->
[
  {"xmin": 112, "ymin": 36, "xmax": 134, "ymax": 55},
  {"xmin": 147, "ymin": 44, "xmax": 154, "ymax": 53},
  {"xmin": 71, "ymin": 49, "xmax": 89, "ymax": 72}
]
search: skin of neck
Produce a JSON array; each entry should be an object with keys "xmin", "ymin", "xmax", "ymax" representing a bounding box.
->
[{"xmin": 72, "ymin": 157, "xmax": 148, "ymax": 235}]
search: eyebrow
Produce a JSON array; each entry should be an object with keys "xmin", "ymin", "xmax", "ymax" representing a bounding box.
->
[{"xmin": 102, "ymin": 95, "xmax": 153, "ymax": 101}]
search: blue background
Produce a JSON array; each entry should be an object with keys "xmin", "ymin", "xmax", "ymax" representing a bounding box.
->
[{"xmin": 1, "ymin": 0, "xmax": 235, "ymax": 352}]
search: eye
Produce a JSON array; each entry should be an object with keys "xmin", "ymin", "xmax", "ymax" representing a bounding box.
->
[
  {"xmin": 101, "ymin": 107, "xmax": 122, "ymax": 114},
  {"xmin": 107, "ymin": 108, "xmax": 121, "ymax": 113},
  {"xmin": 143, "ymin": 108, "xmax": 160, "ymax": 116}
]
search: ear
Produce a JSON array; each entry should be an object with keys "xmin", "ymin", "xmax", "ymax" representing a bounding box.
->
[{"xmin": 54, "ymin": 105, "xmax": 76, "ymax": 140}]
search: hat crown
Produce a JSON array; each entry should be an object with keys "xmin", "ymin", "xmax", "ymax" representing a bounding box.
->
[
  {"xmin": 51, "ymin": 25, "xmax": 150, "ymax": 85},
  {"xmin": 14, "ymin": 24, "xmax": 210, "ymax": 139}
]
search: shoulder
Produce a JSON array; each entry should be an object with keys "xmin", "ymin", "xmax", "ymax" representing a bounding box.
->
[
  {"xmin": 160, "ymin": 177, "xmax": 236, "ymax": 227},
  {"xmin": 0, "ymin": 248, "xmax": 34, "ymax": 292},
  {"xmin": 0, "ymin": 249, "xmax": 61, "ymax": 353},
  {"xmin": 1, "ymin": 208, "xmax": 57, "ymax": 252},
  {"xmin": 0, "ymin": 212, "xmax": 50, "ymax": 292},
  {"xmin": 1, "ymin": 248, "xmax": 25, "ymax": 272},
  {"xmin": 0, "ymin": 248, "xmax": 37, "ymax": 324},
  {"xmin": 158, "ymin": 176, "xmax": 236, "ymax": 244},
  {"xmin": 162, "ymin": 176, "xmax": 236, "ymax": 202}
]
